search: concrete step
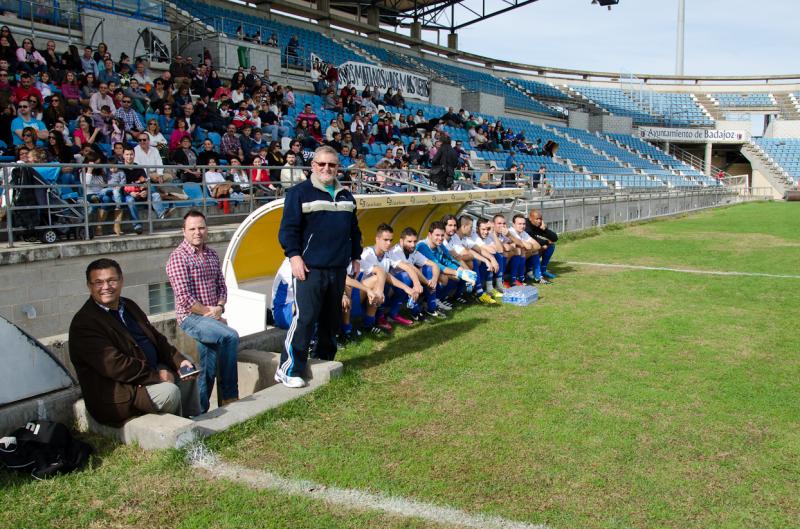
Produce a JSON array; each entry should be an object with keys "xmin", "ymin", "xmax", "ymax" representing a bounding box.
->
[{"xmin": 73, "ymin": 351, "xmax": 342, "ymax": 450}]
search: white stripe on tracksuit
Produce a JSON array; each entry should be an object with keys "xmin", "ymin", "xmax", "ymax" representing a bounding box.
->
[{"xmin": 282, "ymin": 276, "xmax": 300, "ymax": 375}]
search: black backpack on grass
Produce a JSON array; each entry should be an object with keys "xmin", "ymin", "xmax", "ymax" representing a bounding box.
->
[{"xmin": 0, "ymin": 420, "xmax": 93, "ymax": 480}]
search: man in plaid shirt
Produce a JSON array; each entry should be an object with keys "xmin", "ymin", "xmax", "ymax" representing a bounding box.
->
[
  {"xmin": 166, "ymin": 210, "xmax": 239, "ymax": 412},
  {"xmin": 115, "ymin": 96, "xmax": 145, "ymax": 136}
]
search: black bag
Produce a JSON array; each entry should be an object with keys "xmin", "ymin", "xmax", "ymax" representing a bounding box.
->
[{"xmin": 0, "ymin": 420, "xmax": 93, "ymax": 480}]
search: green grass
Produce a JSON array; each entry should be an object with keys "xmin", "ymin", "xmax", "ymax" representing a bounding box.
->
[{"xmin": 2, "ymin": 201, "xmax": 799, "ymax": 529}]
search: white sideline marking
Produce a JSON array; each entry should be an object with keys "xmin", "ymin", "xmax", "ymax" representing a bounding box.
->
[
  {"xmin": 566, "ymin": 261, "xmax": 800, "ymax": 279},
  {"xmin": 193, "ymin": 459, "xmax": 553, "ymax": 529}
]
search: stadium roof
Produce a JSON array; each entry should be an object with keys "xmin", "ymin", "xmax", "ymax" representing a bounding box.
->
[{"xmin": 319, "ymin": 0, "xmax": 543, "ymax": 31}]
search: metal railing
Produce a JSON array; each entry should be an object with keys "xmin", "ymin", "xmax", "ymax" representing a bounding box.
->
[
  {"xmin": 0, "ymin": 162, "xmax": 767, "ymax": 247},
  {"xmin": 0, "ymin": 0, "xmax": 105, "ymax": 42},
  {"xmin": 77, "ymin": 0, "xmax": 164, "ymax": 21}
]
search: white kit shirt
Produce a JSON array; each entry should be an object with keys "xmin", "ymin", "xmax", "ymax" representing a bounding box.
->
[
  {"xmin": 360, "ymin": 246, "xmax": 401, "ymax": 277},
  {"xmin": 388, "ymin": 243, "xmax": 427, "ymax": 267},
  {"xmin": 508, "ymin": 225, "xmax": 533, "ymax": 242}
]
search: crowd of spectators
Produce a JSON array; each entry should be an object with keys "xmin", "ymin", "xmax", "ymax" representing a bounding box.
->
[{"xmin": 0, "ymin": 28, "xmax": 556, "ymax": 240}]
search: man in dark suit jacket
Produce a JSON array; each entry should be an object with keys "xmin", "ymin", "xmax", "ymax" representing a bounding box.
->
[{"xmin": 69, "ymin": 258, "xmax": 200, "ymax": 426}]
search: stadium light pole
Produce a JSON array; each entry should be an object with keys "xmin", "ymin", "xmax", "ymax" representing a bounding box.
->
[{"xmin": 675, "ymin": 0, "xmax": 685, "ymax": 76}]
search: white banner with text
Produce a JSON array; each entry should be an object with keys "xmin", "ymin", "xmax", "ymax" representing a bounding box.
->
[
  {"xmin": 638, "ymin": 127, "xmax": 751, "ymax": 143},
  {"xmin": 337, "ymin": 61, "xmax": 430, "ymax": 102}
]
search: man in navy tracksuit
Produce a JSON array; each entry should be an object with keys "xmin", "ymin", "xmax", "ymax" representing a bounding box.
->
[{"xmin": 277, "ymin": 145, "xmax": 362, "ymax": 388}]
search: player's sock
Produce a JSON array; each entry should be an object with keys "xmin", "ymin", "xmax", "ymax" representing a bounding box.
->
[
  {"xmin": 509, "ymin": 255, "xmax": 523, "ymax": 282},
  {"xmin": 541, "ymin": 243, "xmax": 556, "ymax": 272},
  {"xmin": 363, "ymin": 315, "xmax": 376, "ymax": 329},
  {"xmin": 341, "ymin": 323, "xmax": 353, "ymax": 337},
  {"xmin": 531, "ymin": 253, "xmax": 542, "ymax": 279}
]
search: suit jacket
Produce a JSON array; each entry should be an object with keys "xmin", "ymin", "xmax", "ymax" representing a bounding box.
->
[{"xmin": 69, "ymin": 297, "xmax": 184, "ymax": 425}]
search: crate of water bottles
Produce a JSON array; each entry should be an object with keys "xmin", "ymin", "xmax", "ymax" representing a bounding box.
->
[{"xmin": 502, "ymin": 285, "xmax": 539, "ymax": 306}]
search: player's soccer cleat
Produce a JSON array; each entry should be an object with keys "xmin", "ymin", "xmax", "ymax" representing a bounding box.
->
[
  {"xmin": 368, "ymin": 325, "xmax": 391, "ymax": 336},
  {"xmin": 478, "ymin": 292, "xmax": 498, "ymax": 305},
  {"xmin": 533, "ymin": 276, "xmax": 552, "ymax": 285},
  {"xmin": 502, "ymin": 281, "xmax": 511, "ymax": 289},
  {"xmin": 454, "ymin": 295, "xmax": 470, "ymax": 304},
  {"xmin": 492, "ymin": 290, "xmax": 504, "ymax": 299},
  {"xmin": 376, "ymin": 314, "xmax": 393, "ymax": 331},
  {"xmin": 410, "ymin": 312, "xmax": 427, "ymax": 322},
  {"xmin": 542, "ymin": 270, "xmax": 557, "ymax": 279},
  {"xmin": 513, "ymin": 280, "xmax": 524, "ymax": 287},
  {"xmin": 436, "ymin": 299, "xmax": 453, "ymax": 311},
  {"xmin": 389, "ymin": 315, "xmax": 414, "ymax": 327},
  {"xmin": 424, "ymin": 309, "xmax": 447, "ymax": 319},
  {"xmin": 274, "ymin": 367, "xmax": 306, "ymax": 388}
]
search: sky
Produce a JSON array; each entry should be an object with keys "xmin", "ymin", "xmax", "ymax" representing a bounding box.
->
[{"xmin": 420, "ymin": 0, "xmax": 799, "ymax": 77}]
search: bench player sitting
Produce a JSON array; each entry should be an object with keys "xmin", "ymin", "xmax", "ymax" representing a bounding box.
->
[
  {"xmin": 387, "ymin": 227, "xmax": 447, "ymax": 321},
  {"xmin": 416, "ymin": 221, "xmax": 477, "ymax": 311}
]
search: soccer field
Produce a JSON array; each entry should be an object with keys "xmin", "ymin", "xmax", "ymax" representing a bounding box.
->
[{"xmin": 2, "ymin": 201, "xmax": 799, "ymax": 529}]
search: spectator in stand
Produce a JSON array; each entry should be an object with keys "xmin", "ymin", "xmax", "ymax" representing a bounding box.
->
[
  {"xmin": 286, "ymin": 35, "xmax": 300, "ymax": 66},
  {"xmin": 93, "ymin": 42, "xmax": 108, "ymax": 64},
  {"xmin": 166, "ymin": 211, "xmax": 239, "ymax": 413},
  {"xmin": 144, "ymin": 119, "xmax": 169, "ymax": 157},
  {"xmin": 11, "ymin": 99, "xmax": 48, "ymax": 145},
  {"xmin": 171, "ymin": 135, "xmax": 202, "ymax": 183},
  {"xmin": 169, "ymin": 54, "xmax": 192, "ymax": 84},
  {"xmin": 0, "ymin": 36, "xmax": 17, "ymax": 72},
  {"xmin": 46, "ymin": 129, "xmax": 73, "ymax": 165},
  {"xmin": 119, "ymin": 146, "xmax": 170, "ymax": 234},
  {"xmin": 132, "ymin": 60, "xmax": 153, "ymax": 88},
  {"xmin": 115, "ymin": 95, "xmax": 145, "ymax": 136},
  {"xmin": 123, "ymin": 78, "xmax": 149, "ymax": 114},
  {"xmin": 134, "ymin": 134, "xmax": 165, "ymax": 183},
  {"xmin": 294, "ymin": 118, "xmax": 316, "ymax": 149},
  {"xmin": 89, "ymin": 82, "xmax": 114, "ymax": 114},
  {"xmin": 98, "ymin": 58, "xmax": 120, "ymax": 85},
  {"xmin": 196, "ymin": 138, "xmax": 220, "ymax": 167},
  {"xmin": 157, "ymin": 102, "xmax": 176, "ymax": 132},
  {"xmin": 266, "ymin": 32, "xmax": 278, "ymax": 47},
  {"xmin": 73, "ymin": 115, "xmax": 100, "ymax": 149},
  {"xmin": 203, "ymin": 158, "xmax": 233, "ymax": 199},
  {"xmin": 310, "ymin": 119, "xmax": 324, "ymax": 145},
  {"xmin": 430, "ymin": 133, "xmax": 458, "ymax": 191},
  {"xmin": 168, "ymin": 118, "xmax": 191, "ymax": 152},
  {"xmin": 149, "ymin": 78, "xmax": 172, "ymax": 113},
  {"xmin": 60, "ymin": 70, "xmax": 81, "ymax": 110},
  {"xmin": 41, "ymin": 93, "xmax": 67, "ymax": 129},
  {"xmin": 34, "ymin": 71, "xmax": 54, "ymax": 99},
  {"xmin": 16, "ymin": 38, "xmax": 47, "ymax": 74},
  {"xmin": 391, "ymin": 89, "xmax": 405, "ymax": 108},
  {"xmin": 220, "ymin": 124, "xmax": 244, "ymax": 162},
  {"xmin": 13, "ymin": 72, "xmax": 42, "ymax": 104}
]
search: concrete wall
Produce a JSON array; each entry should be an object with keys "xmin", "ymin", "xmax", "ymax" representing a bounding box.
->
[
  {"xmin": 0, "ymin": 229, "xmax": 234, "ymax": 340},
  {"xmin": 461, "ymin": 91, "xmax": 505, "ymax": 117},
  {"xmin": 600, "ymin": 115, "xmax": 633, "ymax": 134},
  {"xmin": 81, "ymin": 9, "xmax": 171, "ymax": 65},
  {"xmin": 569, "ymin": 111, "xmax": 590, "ymax": 131},
  {"xmin": 429, "ymin": 81, "xmax": 461, "ymax": 110},
  {"xmin": 764, "ymin": 120, "xmax": 800, "ymax": 138},
  {"xmin": 184, "ymin": 38, "xmax": 282, "ymax": 78}
]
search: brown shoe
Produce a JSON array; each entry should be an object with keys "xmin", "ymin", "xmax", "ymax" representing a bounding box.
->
[{"xmin": 220, "ymin": 397, "xmax": 239, "ymax": 406}]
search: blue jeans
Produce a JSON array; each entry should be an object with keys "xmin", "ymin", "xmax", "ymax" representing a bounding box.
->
[
  {"xmin": 263, "ymin": 124, "xmax": 290, "ymax": 139},
  {"xmin": 124, "ymin": 192, "xmax": 166, "ymax": 227},
  {"xmin": 180, "ymin": 314, "xmax": 240, "ymax": 413}
]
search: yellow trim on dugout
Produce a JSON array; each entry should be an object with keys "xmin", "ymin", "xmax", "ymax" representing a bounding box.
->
[{"xmin": 226, "ymin": 189, "xmax": 523, "ymax": 283}]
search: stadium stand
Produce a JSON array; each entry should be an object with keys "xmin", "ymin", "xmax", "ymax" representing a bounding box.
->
[
  {"xmin": 712, "ymin": 93, "xmax": 776, "ymax": 108},
  {"xmin": 569, "ymin": 86, "xmax": 713, "ymax": 127},
  {"xmin": 416, "ymin": 57, "xmax": 565, "ymax": 118},
  {"xmin": 753, "ymin": 138, "xmax": 800, "ymax": 183},
  {"xmin": 172, "ymin": 0, "xmax": 366, "ymax": 66}
]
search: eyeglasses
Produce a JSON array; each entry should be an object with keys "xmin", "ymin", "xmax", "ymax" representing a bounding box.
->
[
  {"xmin": 139, "ymin": 137, "xmax": 148, "ymax": 142},
  {"xmin": 90, "ymin": 278, "xmax": 120, "ymax": 287},
  {"xmin": 18, "ymin": 105, "xmax": 28, "ymax": 109},
  {"xmin": 314, "ymin": 161, "xmax": 339, "ymax": 168},
  {"xmin": 122, "ymin": 100, "xmax": 131, "ymax": 104}
]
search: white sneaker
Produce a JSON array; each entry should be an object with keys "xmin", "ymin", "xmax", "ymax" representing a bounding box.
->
[{"xmin": 274, "ymin": 367, "xmax": 306, "ymax": 388}]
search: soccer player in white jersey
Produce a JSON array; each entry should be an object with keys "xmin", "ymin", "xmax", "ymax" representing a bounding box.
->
[
  {"xmin": 474, "ymin": 218, "xmax": 504, "ymax": 299},
  {"xmin": 358, "ymin": 223, "xmax": 423, "ymax": 333},
  {"xmin": 450, "ymin": 216, "xmax": 498, "ymax": 305},
  {"xmin": 416, "ymin": 221, "xmax": 477, "ymax": 311},
  {"xmin": 483, "ymin": 215, "xmax": 516, "ymax": 289},
  {"xmin": 387, "ymin": 227, "xmax": 447, "ymax": 320},
  {"xmin": 507, "ymin": 214, "xmax": 541, "ymax": 286},
  {"xmin": 340, "ymin": 261, "xmax": 384, "ymax": 345}
]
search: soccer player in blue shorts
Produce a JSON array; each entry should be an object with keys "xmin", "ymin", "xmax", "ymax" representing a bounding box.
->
[
  {"xmin": 507, "ymin": 214, "xmax": 542, "ymax": 286},
  {"xmin": 387, "ymin": 227, "xmax": 447, "ymax": 320},
  {"xmin": 416, "ymin": 221, "xmax": 477, "ymax": 311}
]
